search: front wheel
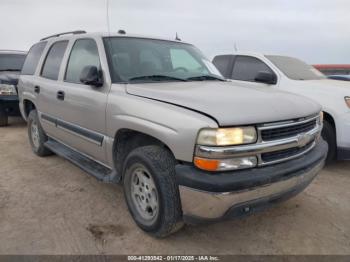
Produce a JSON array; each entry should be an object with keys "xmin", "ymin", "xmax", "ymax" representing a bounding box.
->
[
  {"xmin": 123, "ymin": 145, "xmax": 183, "ymax": 237},
  {"xmin": 28, "ymin": 110, "xmax": 52, "ymax": 157}
]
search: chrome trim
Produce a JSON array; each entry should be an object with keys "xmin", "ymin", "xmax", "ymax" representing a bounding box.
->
[
  {"xmin": 259, "ymin": 141, "xmax": 316, "ymax": 166},
  {"xmin": 195, "ymin": 114, "xmax": 322, "ymax": 166},
  {"xmin": 196, "ymin": 125, "xmax": 321, "ymax": 158},
  {"xmin": 259, "ymin": 114, "xmax": 318, "ymax": 130},
  {"xmin": 180, "ymin": 160, "xmax": 324, "ymax": 219}
]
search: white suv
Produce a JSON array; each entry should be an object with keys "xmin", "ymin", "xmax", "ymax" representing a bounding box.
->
[{"xmin": 213, "ymin": 53, "xmax": 350, "ymax": 162}]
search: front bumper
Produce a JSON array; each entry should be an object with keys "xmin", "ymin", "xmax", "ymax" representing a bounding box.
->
[
  {"xmin": 176, "ymin": 139, "xmax": 327, "ymax": 223},
  {"xmin": 0, "ymin": 95, "xmax": 20, "ymax": 116}
]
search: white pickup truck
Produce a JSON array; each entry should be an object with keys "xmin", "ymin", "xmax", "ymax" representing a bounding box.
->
[{"xmin": 213, "ymin": 53, "xmax": 350, "ymax": 162}]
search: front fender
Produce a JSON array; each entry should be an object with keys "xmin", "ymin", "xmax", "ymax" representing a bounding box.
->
[{"xmin": 105, "ymin": 88, "xmax": 217, "ymax": 166}]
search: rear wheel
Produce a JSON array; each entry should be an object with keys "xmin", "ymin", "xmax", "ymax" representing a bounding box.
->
[
  {"xmin": 123, "ymin": 145, "xmax": 183, "ymax": 237},
  {"xmin": 28, "ymin": 110, "xmax": 52, "ymax": 157},
  {"xmin": 321, "ymin": 120, "xmax": 336, "ymax": 163},
  {"xmin": 0, "ymin": 111, "xmax": 8, "ymax": 127}
]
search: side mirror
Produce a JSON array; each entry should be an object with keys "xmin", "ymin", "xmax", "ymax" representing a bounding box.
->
[
  {"xmin": 80, "ymin": 66, "xmax": 103, "ymax": 87},
  {"xmin": 254, "ymin": 71, "xmax": 277, "ymax": 85}
]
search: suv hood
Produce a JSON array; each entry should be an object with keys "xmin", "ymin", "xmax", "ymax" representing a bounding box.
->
[
  {"xmin": 126, "ymin": 81, "xmax": 321, "ymax": 126},
  {"xmin": 0, "ymin": 71, "xmax": 20, "ymax": 85}
]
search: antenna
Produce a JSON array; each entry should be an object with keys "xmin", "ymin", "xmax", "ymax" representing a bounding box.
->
[
  {"xmin": 175, "ymin": 32, "xmax": 181, "ymax": 41},
  {"xmin": 106, "ymin": 0, "xmax": 111, "ymax": 35},
  {"xmin": 234, "ymin": 42, "xmax": 238, "ymax": 52}
]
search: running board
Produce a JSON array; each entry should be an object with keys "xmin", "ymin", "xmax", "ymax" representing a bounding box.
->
[{"xmin": 44, "ymin": 139, "xmax": 120, "ymax": 183}]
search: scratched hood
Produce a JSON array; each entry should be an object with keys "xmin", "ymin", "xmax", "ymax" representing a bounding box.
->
[{"xmin": 126, "ymin": 81, "xmax": 321, "ymax": 126}]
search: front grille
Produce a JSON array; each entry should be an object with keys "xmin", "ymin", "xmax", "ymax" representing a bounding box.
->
[
  {"xmin": 261, "ymin": 119, "xmax": 316, "ymax": 141},
  {"xmin": 261, "ymin": 142, "xmax": 314, "ymax": 163}
]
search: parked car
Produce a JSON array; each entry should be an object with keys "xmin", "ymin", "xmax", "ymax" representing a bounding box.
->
[
  {"xmin": 327, "ymin": 75, "xmax": 350, "ymax": 81},
  {"xmin": 313, "ymin": 64, "xmax": 350, "ymax": 76},
  {"xmin": 18, "ymin": 31, "xmax": 327, "ymax": 237},
  {"xmin": 213, "ymin": 53, "xmax": 350, "ymax": 163},
  {"xmin": 0, "ymin": 50, "xmax": 27, "ymax": 126}
]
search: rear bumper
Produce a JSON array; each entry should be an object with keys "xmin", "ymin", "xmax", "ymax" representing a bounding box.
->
[
  {"xmin": 0, "ymin": 95, "xmax": 20, "ymax": 116},
  {"xmin": 176, "ymin": 140, "xmax": 327, "ymax": 223}
]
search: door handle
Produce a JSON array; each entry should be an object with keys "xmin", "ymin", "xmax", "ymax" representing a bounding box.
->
[
  {"xmin": 57, "ymin": 91, "xmax": 65, "ymax": 101},
  {"xmin": 34, "ymin": 86, "xmax": 40, "ymax": 94}
]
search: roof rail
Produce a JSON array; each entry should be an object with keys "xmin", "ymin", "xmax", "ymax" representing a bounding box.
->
[
  {"xmin": 0, "ymin": 50, "xmax": 27, "ymax": 53},
  {"xmin": 40, "ymin": 30, "xmax": 86, "ymax": 41}
]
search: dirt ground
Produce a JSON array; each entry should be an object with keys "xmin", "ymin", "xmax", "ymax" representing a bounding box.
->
[{"xmin": 0, "ymin": 117, "xmax": 349, "ymax": 255}]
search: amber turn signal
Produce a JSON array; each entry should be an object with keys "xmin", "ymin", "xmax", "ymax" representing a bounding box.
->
[{"xmin": 194, "ymin": 157, "xmax": 219, "ymax": 171}]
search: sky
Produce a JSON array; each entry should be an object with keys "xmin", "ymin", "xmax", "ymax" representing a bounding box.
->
[{"xmin": 0, "ymin": 0, "xmax": 349, "ymax": 64}]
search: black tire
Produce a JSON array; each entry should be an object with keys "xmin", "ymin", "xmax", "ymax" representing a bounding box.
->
[
  {"xmin": 123, "ymin": 145, "xmax": 184, "ymax": 237},
  {"xmin": 27, "ymin": 110, "xmax": 52, "ymax": 157},
  {"xmin": 321, "ymin": 120, "xmax": 336, "ymax": 163},
  {"xmin": 0, "ymin": 111, "xmax": 8, "ymax": 127}
]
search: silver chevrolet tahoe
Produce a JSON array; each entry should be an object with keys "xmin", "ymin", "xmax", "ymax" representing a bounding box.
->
[{"xmin": 18, "ymin": 30, "xmax": 328, "ymax": 237}]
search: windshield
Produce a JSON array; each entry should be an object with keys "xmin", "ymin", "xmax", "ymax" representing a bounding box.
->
[
  {"xmin": 104, "ymin": 37, "xmax": 223, "ymax": 83},
  {"xmin": 0, "ymin": 54, "xmax": 26, "ymax": 71},
  {"xmin": 266, "ymin": 55, "xmax": 325, "ymax": 80}
]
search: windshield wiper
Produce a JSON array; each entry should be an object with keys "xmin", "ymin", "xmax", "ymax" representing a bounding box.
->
[
  {"xmin": 129, "ymin": 75, "xmax": 187, "ymax": 82},
  {"xmin": 186, "ymin": 75, "xmax": 225, "ymax": 81}
]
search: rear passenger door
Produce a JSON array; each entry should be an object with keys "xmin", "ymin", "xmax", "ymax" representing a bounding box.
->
[
  {"xmin": 50, "ymin": 38, "xmax": 108, "ymax": 164},
  {"xmin": 36, "ymin": 40, "xmax": 69, "ymax": 141},
  {"xmin": 18, "ymin": 41, "xmax": 47, "ymax": 118}
]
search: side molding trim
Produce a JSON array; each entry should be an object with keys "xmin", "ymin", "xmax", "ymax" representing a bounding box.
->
[{"xmin": 40, "ymin": 113, "xmax": 104, "ymax": 146}]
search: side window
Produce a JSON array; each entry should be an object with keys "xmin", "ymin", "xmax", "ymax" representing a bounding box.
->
[
  {"xmin": 65, "ymin": 39, "xmax": 100, "ymax": 84},
  {"xmin": 21, "ymin": 42, "xmax": 47, "ymax": 75},
  {"xmin": 212, "ymin": 56, "xmax": 232, "ymax": 78},
  {"xmin": 232, "ymin": 56, "xmax": 274, "ymax": 82},
  {"xmin": 41, "ymin": 41, "xmax": 68, "ymax": 80}
]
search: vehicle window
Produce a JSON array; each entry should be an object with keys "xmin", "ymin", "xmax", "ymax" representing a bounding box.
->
[
  {"xmin": 41, "ymin": 41, "xmax": 68, "ymax": 80},
  {"xmin": 170, "ymin": 49, "xmax": 203, "ymax": 71},
  {"xmin": 0, "ymin": 54, "xmax": 26, "ymax": 72},
  {"xmin": 140, "ymin": 49, "xmax": 162, "ymax": 71},
  {"xmin": 266, "ymin": 55, "xmax": 325, "ymax": 80},
  {"xmin": 65, "ymin": 39, "xmax": 100, "ymax": 84},
  {"xmin": 104, "ymin": 37, "xmax": 223, "ymax": 83},
  {"xmin": 232, "ymin": 56, "xmax": 274, "ymax": 82},
  {"xmin": 21, "ymin": 42, "xmax": 47, "ymax": 75},
  {"xmin": 212, "ymin": 55, "xmax": 232, "ymax": 78}
]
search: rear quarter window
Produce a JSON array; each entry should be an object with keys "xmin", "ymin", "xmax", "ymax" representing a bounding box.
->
[
  {"xmin": 41, "ymin": 41, "xmax": 68, "ymax": 80},
  {"xmin": 21, "ymin": 42, "xmax": 47, "ymax": 75}
]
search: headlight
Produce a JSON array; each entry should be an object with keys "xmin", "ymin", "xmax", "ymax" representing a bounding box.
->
[
  {"xmin": 0, "ymin": 84, "xmax": 17, "ymax": 96},
  {"xmin": 197, "ymin": 127, "xmax": 257, "ymax": 146},
  {"xmin": 345, "ymin": 97, "xmax": 350, "ymax": 108}
]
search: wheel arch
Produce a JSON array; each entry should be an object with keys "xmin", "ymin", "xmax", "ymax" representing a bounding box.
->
[
  {"xmin": 323, "ymin": 111, "xmax": 336, "ymax": 134},
  {"xmin": 112, "ymin": 128, "xmax": 177, "ymax": 177},
  {"xmin": 23, "ymin": 99, "xmax": 37, "ymax": 120}
]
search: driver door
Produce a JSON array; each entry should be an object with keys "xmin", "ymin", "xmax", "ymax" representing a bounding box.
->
[{"xmin": 51, "ymin": 38, "xmax": 109, "ymax": 164}]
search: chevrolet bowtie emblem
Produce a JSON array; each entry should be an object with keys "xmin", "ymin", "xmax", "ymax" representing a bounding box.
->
[{"xmin": 297, "ymin": 133, "xmax": 312, "ymax": 147}]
